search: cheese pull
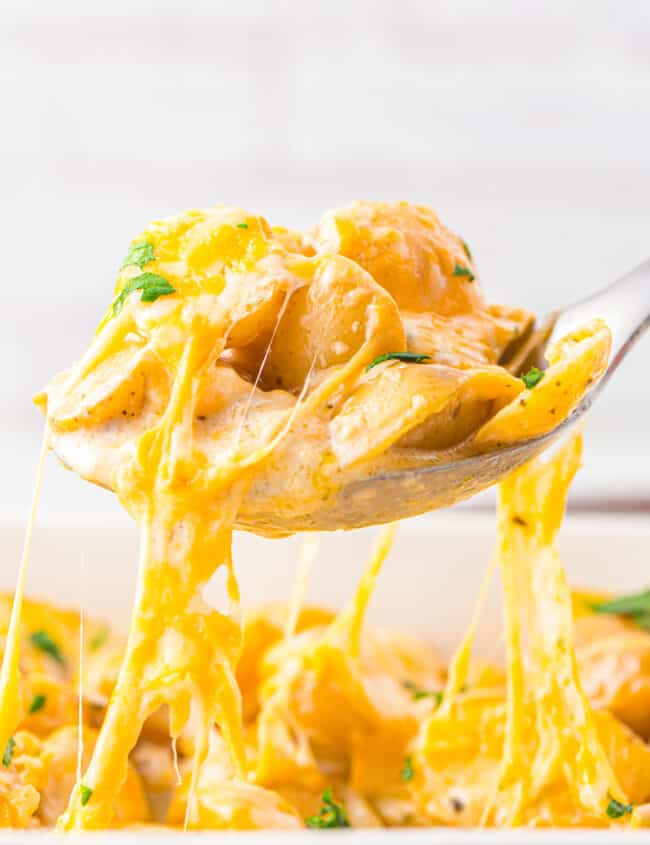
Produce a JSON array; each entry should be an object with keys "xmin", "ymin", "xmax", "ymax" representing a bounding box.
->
[
  {"xmin": 410, "ymin": 432, "xmax": 641, "ymax": 828},
  {"xmin": 22, "ymin": 200, "xmax": 613, "ymax": 833},
  {"xmin": 59, "ymin": 494, "xmax": 246, "ymax": 830}
]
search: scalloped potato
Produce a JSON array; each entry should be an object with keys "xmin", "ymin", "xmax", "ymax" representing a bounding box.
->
[{"xmin": 0, "ymin": 200, "xmax": 622, "ymax": 832}]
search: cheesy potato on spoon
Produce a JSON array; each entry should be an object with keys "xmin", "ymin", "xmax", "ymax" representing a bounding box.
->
[{"xmin": 0, "ymin": 201, "xmax": 613, "ymax": 831}]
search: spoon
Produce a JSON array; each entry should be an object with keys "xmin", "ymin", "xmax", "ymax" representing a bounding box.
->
[{"xmin": 237, "ymin": 259, "xmax": 650, "ymax": 534}]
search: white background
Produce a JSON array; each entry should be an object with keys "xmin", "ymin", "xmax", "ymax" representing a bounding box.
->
[{"xmin": 0, "ymin": 0, "xmax": 648, "ymax": 525}]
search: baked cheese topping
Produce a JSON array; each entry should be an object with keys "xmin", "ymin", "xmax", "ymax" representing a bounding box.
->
[{"xmin": 2, "ymin": 446, "xmax": 650, "ymax": 828}]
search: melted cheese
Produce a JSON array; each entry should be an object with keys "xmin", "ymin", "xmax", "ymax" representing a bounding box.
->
[
  {"xmin": 0, "ymin": 430, "xmax": 49, "ymax": 758},
  {"xmin": 0, "ymin": 200, "xmax": 620, "ymax": 831},
  {"xmin": 491, "ymin": 432, "xmax": 624, "ymax": 825},
  {"xmin": 284, "ymin": 534, "xmax": 320, "ymax": 641},
  {"xmin": 2, "ymin": 484, "xmax": 650, "ymax": 829},
  {"xmin": 411, "ymin": 432, "xmax": 646, "ymax": 828}
]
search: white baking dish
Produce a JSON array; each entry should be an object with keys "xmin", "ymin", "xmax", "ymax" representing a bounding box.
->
[{"xmin": 0, "ymin": 512, "xmax": 648, "ymax": 843}]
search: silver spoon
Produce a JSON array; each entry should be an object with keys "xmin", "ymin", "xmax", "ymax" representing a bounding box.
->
[{"xmin": 237, "ymin": 259, "xmax": 650, "ymax": 534}]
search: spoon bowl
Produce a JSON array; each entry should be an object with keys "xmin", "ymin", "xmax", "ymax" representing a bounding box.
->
[
  {"xmin": 236, "ymin": 258, "xmax": 650, "ymax": 534},
  {"xmin": 45, "ymin": 260, "xmax": 649, "ymax": 537},
  {"xmin": 236, "ymin": 399, "xmax": 583, "ymax": 535}
]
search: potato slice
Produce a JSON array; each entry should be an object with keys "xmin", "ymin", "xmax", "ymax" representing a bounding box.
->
[{"xmin": 473, "ymin": 318, "xmax": 611, "ymax": 450}]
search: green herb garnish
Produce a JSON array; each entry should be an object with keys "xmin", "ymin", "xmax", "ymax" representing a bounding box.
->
[
  {"xmin": 366, "ymin": 351, "xmax": 431, "ymax": 372},
  {"xmin": 521, "ymin": 366, "xmax": 545, "ymax": 390},
  {"xmin": 606, "ymin": 796, "xmax": 633, "ymax": 819},
  {"xmin": 80, "ymin": 785, "xmax": 93, "ymax": 806},
  {"xmin": 112, "ymin": 272, "xmax": 176, "ymax": 316},
  {"xmin": 452, "ymin": 263, "xmax": 475, "ymax": 282},
  {"xmin": 89, "ymin": 624, "xmax": 110, "ymax": 652},
  {"xmin": 236, "ymin": 222, "xmax": 249, "ymax": 229},
  {"xmin": 29, "ymin": 694, "xmax": 47, "ymax": 714},
  {"xmin": 2, "ymin": 737, "xmax": 16, "ymax": 767},
  {"xmin": 120, "ymin": 241, "xmax": 155, "ymax": 270},
  {"xmin": 305, "ymin": 787, "xmax": 350, "ymax": 829},
  {"xmin": 403, "ymin": 680, "xmax": 443, "ymax": 705},
  {"xmin": 401, "ymin": 755, "xmax": 415, "ymax": 783},
  {"xmin": 461, "ymin": 239, "xmax": 472, "ymax": 261},
  {"xmin": 590, "ymin": 589, "xmax": 650, "ymax": 633},
  {"xmin": 30, "ymin": 630, "xmax": 65, "ymax": 666}
]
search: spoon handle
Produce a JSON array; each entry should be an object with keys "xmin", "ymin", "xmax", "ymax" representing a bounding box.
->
[{"xmin": 549, "ymin": 258, "xmax": 650, "ymax": 374}]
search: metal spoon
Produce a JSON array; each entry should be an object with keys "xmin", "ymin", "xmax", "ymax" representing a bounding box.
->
[{"xmin": 237, "ymin": 259, "xmax": 650, "ymax": 534}]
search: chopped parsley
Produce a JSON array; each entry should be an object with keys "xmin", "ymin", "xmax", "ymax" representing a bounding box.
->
[
  {"xmin": 305, "ymin": 787, "xmax": 350, "ymax": 829},
  {"xmin": 29, "ymin": 694, "xmax": 47, "ymax": 714},
  {"xmin": 590, "ymin": 589, "xmax": 650, "ymax": 633},
  {"xmin": 2, "ymin": 737, "xmax": 15, "ymax": 767},
  {"xmin": 460, "ymin": 238, "xmax": 472, "ymax": 261},
  {"xmin": 606, "ymin": 796, "xmax": 633, "ymax": 819},
  {"xmin": 366, "ymin": 351, "xmax": 431, "ymax": 372},
  {"xmin": 80, "ymin": 785, "xmax": 93, "ymax": 806},
  {"xmin": 401, "ymin": 755, "xmax": 415, "ymax": 783},
  {"xmin": 30, "ymin": 630, "xmax": 65, "ymax": 666},
  {"xmin": 452, "ymin": 263, "xmax": 475, "ymax": 282},
  {"xmin": 89, "ymin": 624, "xmax": 110, "ymax": 652},
  {"xmin": 521, "ymin": 366, "xmax": 545, "ymax": 390},
  {"xmin": 120, "ymin": 241, "xmax": 155, "ymax": 270},
  {"xmin": 403, "ymin": 680, "xmax": 443, "ymax": 706},
  {"xmin": 236, "ymin": 222, "xmax": 249, "ymax": 229},
  {"xmin": 112, "ymin": 272, "xmax": 176, "ymax": 316}
]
